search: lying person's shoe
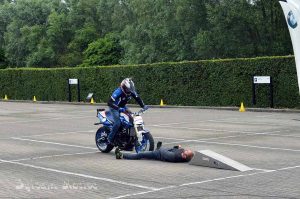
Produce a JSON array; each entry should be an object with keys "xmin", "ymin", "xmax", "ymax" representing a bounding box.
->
[
  {"xmin": 115, "ymin": 148, "xmax": 123, "ymax": 159},
  {"xmin": 156, "ymin": 141, "xmax": 162, "ymax": 150}
]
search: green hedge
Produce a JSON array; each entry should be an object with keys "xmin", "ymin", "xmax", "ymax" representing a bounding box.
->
[{"xmin": 0, "ymin": 56, "xmax": 300, "ymax": 108}]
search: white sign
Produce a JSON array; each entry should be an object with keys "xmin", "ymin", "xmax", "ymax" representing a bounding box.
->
[
  {"xmin": 253, "ymin": 76, "xmax": 271, "ymax": 84},
  {"xmin": 280, "ymin": 0, "xmax": 300, "ymax": 94},
  {"xmin": 69, "ymin": 79, "xmax": 78, "ymax": 85}
]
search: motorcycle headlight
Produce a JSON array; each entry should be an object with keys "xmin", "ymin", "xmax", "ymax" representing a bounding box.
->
[{"xmin": 137, "ymin": 125, "xmax": 145, "ymax": 133}]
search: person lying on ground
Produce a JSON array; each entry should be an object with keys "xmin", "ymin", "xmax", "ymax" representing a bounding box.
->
[{"xmin": 115, "ymin": 141, "xmax": 194, "ymax": 163}]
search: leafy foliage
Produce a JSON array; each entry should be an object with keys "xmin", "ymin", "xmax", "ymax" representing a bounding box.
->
[
  {"xmin": 0, "ymin": 47, "xmax": 6, "ymax": 68},
  {"xmin": 0, "ymin": 56, "xmax": 299, "ymax": 108},
  {"xmin": 193, "ymin": 0, "xmax": 292, "ymax": 59},
  {"xmin": 82, "ymin": 33, "xmax": 123, "ymax": 66},
  {"xmin": 0, "ymin": 0, "xmax": 294, "ymax": 67}
]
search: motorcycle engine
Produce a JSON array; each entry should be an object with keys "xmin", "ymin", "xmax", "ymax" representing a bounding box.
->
[{"xmin": 116, "ymin": 127, "xmax": 130, "ymax": 146}]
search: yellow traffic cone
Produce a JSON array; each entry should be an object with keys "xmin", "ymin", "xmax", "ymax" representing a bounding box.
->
[
  {"xmin": 90, "ymin": 97, "xmax": 95, "ymax": 104},
  {"xmin": 4, "ymin": 95, "xmax": 8, "ymax": 100},
  {"xmin": 160, "ymin": 99, "xmax": 165, "ymax": 106},
  {"xmin": 33, "ymin": 96, "xmax": 37, "ymax": 102},
  {"xmin": 239, "ymin": 102, "xmax": 245, "ymax": 112}
]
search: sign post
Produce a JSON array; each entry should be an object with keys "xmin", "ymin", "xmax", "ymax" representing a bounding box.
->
[
  {"xmin": 252, "ymin": 76, "xmax": 273, "ymax": 108},
  {"xmin": 68, "ymin": 79, "xmax": 80, "ymax": 102}
]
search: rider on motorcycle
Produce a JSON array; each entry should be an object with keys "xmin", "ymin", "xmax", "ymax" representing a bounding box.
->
[{"xmin": 107, "ymin": 78, "xmax": 148, "ymax": 145}]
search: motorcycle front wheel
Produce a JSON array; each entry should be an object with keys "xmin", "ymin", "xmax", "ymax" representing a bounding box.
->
[
  {"xmin": 135, "ymin": 132, "xmax": 155, "ymax": 153},
  {"xmin": 95, "ymin": 127, "xmax": 114, "ymax": 153}
]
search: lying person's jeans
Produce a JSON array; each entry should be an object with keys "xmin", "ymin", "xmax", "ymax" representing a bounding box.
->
[
  {"xmin": 122, "ymin": 147, "xmax": 186, "ymax": 162},
  {"xmin": 123, "ymin": 150, "xmax": 161, "ymax": 160}
]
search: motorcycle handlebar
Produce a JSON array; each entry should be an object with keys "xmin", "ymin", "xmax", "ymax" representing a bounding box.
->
[
  {"xmin": 95, "ymin": 108, "xmax": 147, "ymax": 117},
  {"xmin": 132, "ymin": 108, "xmax": 147, "ymax": 116}
]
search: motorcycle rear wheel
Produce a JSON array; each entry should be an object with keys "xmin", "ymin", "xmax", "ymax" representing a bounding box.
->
[{"xmin": 95, "ymin": 127, "xmax": 114, "ymax": 153}]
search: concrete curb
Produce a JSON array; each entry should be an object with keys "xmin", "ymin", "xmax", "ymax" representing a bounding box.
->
[{"xmin": 1, "ymin": 99, "xmax": 300, "ymax": 113}]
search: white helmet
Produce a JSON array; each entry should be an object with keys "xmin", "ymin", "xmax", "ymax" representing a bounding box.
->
[{"xmin": 120, "ymin": 78, "xmax": 136, "ymax": 94}]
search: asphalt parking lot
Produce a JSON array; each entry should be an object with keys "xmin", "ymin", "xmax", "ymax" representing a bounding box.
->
[{"xmin": 0, "ymin": 102, "xmax": 300, "ymax": 199}]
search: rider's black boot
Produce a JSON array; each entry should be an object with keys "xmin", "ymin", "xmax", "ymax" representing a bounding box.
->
[
  {"xmin": 156, "ymin": 141, "xmax": 162, "ymax": 150},
  {"xmin": 115, "ymin": 148, "xmax": 123, "ymax": 159}
]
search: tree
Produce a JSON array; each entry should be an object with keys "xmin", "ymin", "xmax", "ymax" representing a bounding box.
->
[
  {"xmin": 0, "ymin": 0, "xmax": 294, "ymax": 67},
  {"xmin": 174, "ymin": 0, "xmax": 208, "ymax": 60},
  {"xmin": 252, "ymin": 0, "xmax": 292, "ymax": 55},
  {"xmin": 82, "ymin": 33, "xmax": 123, "ymax": 66},
  {"xmin": 0, "ymin": 47, "xmax": 6, "ymax": 68},
  {"xmin": 0, "ymin": 1, "xmax": 14, "ymax": 48},
  {"xmin": 0, "ymin": 48, "xmax": 4, "ymax": 60},
  {"xmin": 45, "ymin": 11, "xmax": 71, "ymax": 66},
  {"xmin": 65, "ymin": 23, "xmax": 98, "ymax": 66},
  {"xmin": 3, "ymin": 0, "xmax": 51, "ymax": 67},
  {"xmin": 120, "ymin": 0, "xmax": 209, "ymax": 64},
  {"xmin": 193, "ymin": 0, "xmax": 292, "ymax": 59},
  {"xmin": 4, "ymin": 20, "xmax": 28, "ymax": 66},
  {"xmin": 26, "ymin": 39, "xmax": 55, "ymax": 67},
  {"xmin": 120, "ymin": 0, "xmax": 177, "ymax": 64}
]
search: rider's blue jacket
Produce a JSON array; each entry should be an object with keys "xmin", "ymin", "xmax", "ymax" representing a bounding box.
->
[{"xmin": 107, "ymin": 87, "xmax": 145, "ymax": 110}]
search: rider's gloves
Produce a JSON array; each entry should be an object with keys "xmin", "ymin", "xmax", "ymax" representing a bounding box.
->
[
  {"xmin": 143, "ymin": 105, "xmax": 149, "ymax": 111},
  {"xmin": 119, "ymin": 107, "xmax": 126, "ymax": 113}
]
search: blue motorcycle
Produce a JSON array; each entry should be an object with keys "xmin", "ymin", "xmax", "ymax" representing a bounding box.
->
[{"xmin": 95, "ymin": 108, "xmax": 154, "ymax": 153}]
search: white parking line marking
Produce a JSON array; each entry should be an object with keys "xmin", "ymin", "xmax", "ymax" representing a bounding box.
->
[
  {"xmin": 8, "ymin": 151, "xmax": 99, "ymax": 162},
  {"xmin": 149, "ymin": 114, "xmax": 275, "ymax": 126},
  {"xmin": 209, "ymin": 121, "xmax": 286, "ymax": 126},
  {"xmin": 109, "ymin": 186, "xmax": 176, "ymax": 199},
  {"xmin": 155, "ymin": 137, "xmax": 300, "ymax": 152},
  {"xmin": 251, "ymin": 168, "xmax": 275, "ymax": 172},
  {"xmin": 151, "ymin": 124, "xmax": 283, "ymax": 134},
  {"xmin": 0, "ymin": 129, "xmax": 95, "ymax": 140},
  {"xmin": 0, "ymin": 151, "xmax": 99, "ymax": 164},
  {"xmin": 147, "ymin": 117, "xmax": 246, "ymax": 127},
  {"xmin": 154, "ymin": 137, "xmax": 186, "ymax": 141},
  {"xmin": 18, "ymin": 130, "xmax": 95, "ymax": 138},
  {"xmin": 109, "ymin": 190, "xmax": 159, "ymax": 199},
  {"xmin": 187, "ymin": 140, "xmax": 300, "ymax": 152},
  {"xmin": 263, "ymin": 133, "xmax": 300, "ymax": 138},
  {"xmin": 110, "ymin": 165, "xmax": 300, "ymax": 199},
  {"xmin": 154, "ymin": 128, "xmax": 300, "ymax": 140},
  {"xmin": 277, "ymin": 165, "xmax": 300, "ymax": 171},
  {"xmin": 149, "ymin": 121, "xmax": 202, "ymax": 126},
  {"xmin": 158, "ymin": 131, "xmax": 297, "ymax": 144},
  {"xmin": 150, "ymin": 118, "xmax": 289, "ymax": 127},
  {"xmin": 0, "ymin": 115, "xmax": 94, "ymax": 124},
  {"xmin": 178, "ymin": 171, "xmax": 274, "ymax": 187},
  {"xmin": 180, "ymin": 165, "xmax": 300, "ymax": 187},
  {"xmin": 5, "ymin": 127, "xmax": 298, "ymax": 141},
  {"xmin": 11, "ymin": 137, "xmax": 96, "ymax": 150},
  {"xmin": 151, "ymin": 124, "xmax": 244, "ymax": 133},
  {"xmin": 161, "ymin": 140, "xmax": 196, "ymax": 145},
  {"xmin": 8, "ymin": 132, "xmax": 300, "ymax": 154},
  {"xmin": 0, "ymin": 158, "xmax": 158, "ymax": 191}
]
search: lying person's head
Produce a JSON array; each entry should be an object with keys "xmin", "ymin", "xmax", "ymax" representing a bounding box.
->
[{"xmin": 181, "ymin": 149, "xmax": 194, "ymax": 162}]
